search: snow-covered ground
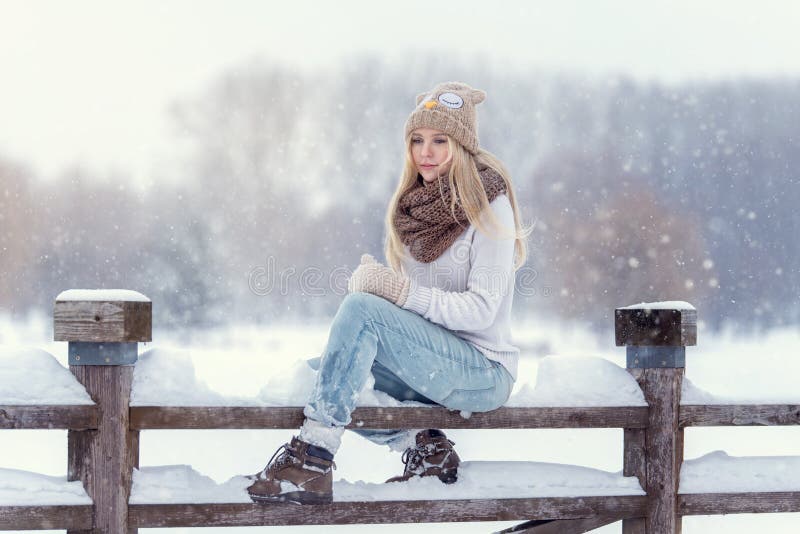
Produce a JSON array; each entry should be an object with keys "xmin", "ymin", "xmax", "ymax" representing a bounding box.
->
[
  {"xmin": 2, "ymin": 311, "xmax": 800, "ymax": 532},
  {"xmin": 0, "ymin": 468, "xmax": 90, "ymax": 506},
  {"xmin": 128, "ymin": 460, "xmax": 645, "ymax": 504}
]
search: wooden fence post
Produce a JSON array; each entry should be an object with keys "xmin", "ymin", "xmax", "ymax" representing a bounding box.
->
[
  {"xmin": 617, "ymin": 302, "xmax": 696, "ymax": 534},
  {"xmin": 55, "ymin": 290, "xmax": 152, "ymax": 534}
]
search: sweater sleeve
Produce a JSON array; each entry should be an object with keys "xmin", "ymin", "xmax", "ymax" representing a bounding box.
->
[{"xmin": 402, "ymin": 195, "xmax": 516, "ymax": 331}]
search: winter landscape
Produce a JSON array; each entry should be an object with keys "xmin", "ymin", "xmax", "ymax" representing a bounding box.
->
[
  {"xmin": 3, "ymin": 1, "xmax": 800, "ymax": 532},
  {"xmin": 3, "ymin": 311, "xmax": 800, "ymax": 532}
]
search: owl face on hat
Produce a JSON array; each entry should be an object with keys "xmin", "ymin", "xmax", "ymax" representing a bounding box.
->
[
  {"xmin": 404, "ymin": 81, "xmax": 486, "ymax": 155},
  {"xmin": 415, "ymin": 82, "xmax": 486, "ymax": 109}
]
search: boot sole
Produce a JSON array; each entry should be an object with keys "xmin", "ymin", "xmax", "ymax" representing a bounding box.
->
[{"xmin": 249, "ymin": 491, "xmax": 332, "ymax": 505}]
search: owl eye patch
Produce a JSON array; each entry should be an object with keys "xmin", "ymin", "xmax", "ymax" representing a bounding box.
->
[{"xmin": 437, "ymin": 92, "xmax": 464, "ymax": 109}]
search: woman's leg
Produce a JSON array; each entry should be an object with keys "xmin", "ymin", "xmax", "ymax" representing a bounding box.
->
[
  {"xmin": 307, "ymin": 351, "xmax": 434, "ymax": 450},
  {"xmin": 302, "ymin": 292, "xmax": 514, "ymax": 452},
  {"xmin": 248, "ymin": 291, "xmax": 513, "ymax": 502},
  {"xmin": 349, "ymin": 360, "xmax": 434, "ymax": 451}
]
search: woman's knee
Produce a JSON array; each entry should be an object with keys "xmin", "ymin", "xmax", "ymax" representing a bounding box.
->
[
  {"xmin": 339, "ymin": 292, "xmax": 387, "ymax": 319},
  {"xmin": 328, "ymin": 292, "xmax": 386, "ymax": 343}
]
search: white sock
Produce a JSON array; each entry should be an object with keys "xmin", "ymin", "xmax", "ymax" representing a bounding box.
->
[{"xmin": 299, "ymin": 418, "xmax": 345, "ymax": 455}]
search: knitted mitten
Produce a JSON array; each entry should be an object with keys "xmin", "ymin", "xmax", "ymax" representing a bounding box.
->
[{"xmin": 347, "ymin": 254, "xmax": 411, "ymax": 307}]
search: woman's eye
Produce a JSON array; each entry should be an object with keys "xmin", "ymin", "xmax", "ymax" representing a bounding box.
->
[
  {"xmin": 411, "ymin": 139, "xmax": 422, "ymax": 144},
  {"xmin": 434, "ymin": 139, "xmax": 446, "ymax": 144}
]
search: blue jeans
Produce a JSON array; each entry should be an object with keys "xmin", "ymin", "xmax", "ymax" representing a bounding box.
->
[{"xmin": 304, "ymin": 292, "xmax": 514, "ymax": 450}]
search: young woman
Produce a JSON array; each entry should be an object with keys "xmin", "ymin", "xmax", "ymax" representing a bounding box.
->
[{"xmin": 246, "ymin": 81, "xmax": 529, "ymax": 504}]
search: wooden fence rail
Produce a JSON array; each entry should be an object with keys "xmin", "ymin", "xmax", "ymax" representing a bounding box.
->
[
  {"xmin": 7, "ymin": 403, "xmax": 800, "ymax": 432},
  {"xmin": 129, "ymin": 405, "xmax": 650, "ymax": 430},
  {"xmin": 0, "ymin": 292, "xmax": 798, "ymax": 533}
]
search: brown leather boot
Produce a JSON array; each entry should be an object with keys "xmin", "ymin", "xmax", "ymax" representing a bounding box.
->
[
  {"xmin": 386, "ymin": 429, "xmax": 460, "ymax": 484},
  {"xmin": 247, "ymin": 436, "xmax": 335, "ymax": 504}
]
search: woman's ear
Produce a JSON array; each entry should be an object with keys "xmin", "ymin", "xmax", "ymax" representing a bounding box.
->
[{"xmin": 471, "ymin": 89, "xmax": 487, "ymax": 105}]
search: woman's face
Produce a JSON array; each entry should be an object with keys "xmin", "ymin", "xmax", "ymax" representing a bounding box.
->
[{"xmin": 410, "ymin": 128, "xmax": 452, "ymax": 184}]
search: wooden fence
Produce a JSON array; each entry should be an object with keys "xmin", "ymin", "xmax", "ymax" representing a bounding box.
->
[{"xmin": 1, "ymin": 292, "xmax": 799, "ymax": 533}]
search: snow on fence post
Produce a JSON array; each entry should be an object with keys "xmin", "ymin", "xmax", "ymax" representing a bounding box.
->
[
  {"xmin": 54, "ymin": 289, "xmax": 152, "ymax": 534},
  {"xmin": 616, "ymin": 301, "xmax": 696, "ymax": 534}
]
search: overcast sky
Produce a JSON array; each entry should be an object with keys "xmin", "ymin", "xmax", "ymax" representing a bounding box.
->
[{"xmin": 2, "ymin": 0, "xmax": 799, "ymax": 184}]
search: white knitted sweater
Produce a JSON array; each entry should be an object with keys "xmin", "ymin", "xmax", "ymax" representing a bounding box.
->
[{"xmin": 400, "ymin": 194, "xmax": 520, "ymax": 380}]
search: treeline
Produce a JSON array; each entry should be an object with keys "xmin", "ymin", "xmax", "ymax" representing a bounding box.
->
[{"xmin": 1, "ymin": 56, "xmax": 798, "ymax": 331}]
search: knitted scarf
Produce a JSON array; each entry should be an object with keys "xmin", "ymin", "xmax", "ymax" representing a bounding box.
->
[{"xmin": 394, "ymin": 166, "xmax": 507, "ymax": 263}]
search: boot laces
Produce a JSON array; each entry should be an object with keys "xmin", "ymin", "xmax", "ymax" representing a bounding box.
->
[
  {"xmin": 401, "ymin": 439, "xmax": 455, "ymax": 475},
  {"xmin": 255, "ymin": 443, "xmax": 296, "ymax": 479}
]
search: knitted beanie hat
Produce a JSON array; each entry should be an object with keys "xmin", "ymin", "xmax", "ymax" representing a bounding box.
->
[{"xmin": 404, "ymin": 81, "xmax": 486, "ymax": 155}]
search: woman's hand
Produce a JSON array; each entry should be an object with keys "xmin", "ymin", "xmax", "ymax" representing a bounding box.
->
[{"xmin": 347, "ymin": 254, "xmax": 410, "ymax": 307}]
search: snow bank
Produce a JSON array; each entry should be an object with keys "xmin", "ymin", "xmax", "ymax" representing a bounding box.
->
[
  {"xmin": 680, "ymin": 451, "xmax": 800, "ymax": 493},
  {"xmin": 0, "ymin": 346, "xmax": 92, "ymax": 405},
  {"xmin": 335, "ymin": 461, "xmax": 644, "ymax": 501},
  {"xmin": 131, "ymin": 349, "xmax": 645, "ymax": 408},
  {"xmin": 56, "ymin": 289, "xmax": 150, "ymax": 302},
  {"xmin": 0, "ymin": 468, "xmax": 91, "ymax": 505},
  {"xmin": 506, "ymin": 356, "xmax": 646, "ymax": 407},
  {"xmin": 130, "ymin": 465, "xmax": 251, "ymax": 504},
  {"xmin": 681, "ymin": 378, "xmax": 728, "ymax": 404},
  {"xmin": 254, "ymin": 357, "xmax": 318, "ymax": 405},
  {"xmin": 130, "ymin": 461, "xmax": 644, "ymax": 504},
  {"xmin": 681, "ymin": 376, "xmax": 800, "ymax": 405},
  {"xmin": 131, "ymin": 347, "xmax": 254, "ymax": 406},
  {"xmin": 132, "ymin": 348, "xmax": 415, "ymax": 408}
]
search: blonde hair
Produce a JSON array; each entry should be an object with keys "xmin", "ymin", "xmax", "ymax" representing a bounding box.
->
[{"xmin": 385, "ymin": 134, "xmax": 531, "ymax": 273}]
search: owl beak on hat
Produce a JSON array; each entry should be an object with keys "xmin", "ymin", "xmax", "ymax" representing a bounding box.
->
[{"xmin": 424, "ymin": 101, "xmax": 437, "ymax": 109}]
